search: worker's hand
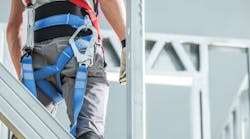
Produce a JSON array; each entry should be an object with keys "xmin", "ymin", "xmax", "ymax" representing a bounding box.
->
[{"xmin": 119, "ymin": 46, "xmax": 126, "ymax": 85}]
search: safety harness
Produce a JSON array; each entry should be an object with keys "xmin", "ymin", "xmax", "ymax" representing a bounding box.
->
[{"xmin": 20, "ymin": 0, "xmax": 101, "ymax": 136}]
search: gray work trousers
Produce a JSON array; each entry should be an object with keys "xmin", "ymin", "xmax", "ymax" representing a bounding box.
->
[{"xmin": 32, "ymin": 37, "xmax": 109, "ymax": 138}]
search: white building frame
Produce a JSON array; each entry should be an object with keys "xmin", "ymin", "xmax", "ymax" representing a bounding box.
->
[{"xmin": 1, "ymin": 1, "xmax": 250, "ymax": 136}]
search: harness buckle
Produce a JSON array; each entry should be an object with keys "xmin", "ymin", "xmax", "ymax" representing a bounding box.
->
[{"xmin": 69, "ymin": 16, "xmax": 98, "ymax": 67}]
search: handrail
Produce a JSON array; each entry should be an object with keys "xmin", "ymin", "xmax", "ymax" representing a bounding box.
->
[{"xmin": 0, "ymin": 63, "xmax": 74, "ymax": 139}]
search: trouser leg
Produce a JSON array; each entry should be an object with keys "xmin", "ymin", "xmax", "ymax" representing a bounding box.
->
[
  {"xmin": 61, "ymin": 44, "xmax": 110, "ymax": 138},
  {"xmin": 75, "ymin": 75, "xmax": 109, "ymax": 138},
  {"xmin": 62, "ymin": 75, "xmax": 109, "ymax": 138},
  {"xmin": 37, "ymin": 88, "xmax": 58, "ymax": 115},
  {"xmin": 77, "ymin": 131, "xmax": 103, "ymax": 139}
]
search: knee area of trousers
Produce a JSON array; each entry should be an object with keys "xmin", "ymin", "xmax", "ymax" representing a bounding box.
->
[{"xmin": 77, "ymin": 131, "xmax": 102, "ymax": 139}]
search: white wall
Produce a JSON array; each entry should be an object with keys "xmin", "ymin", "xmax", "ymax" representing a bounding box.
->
[{"xmin": 0, "ymin": 1, "xmax": 10, "ymax": 22}]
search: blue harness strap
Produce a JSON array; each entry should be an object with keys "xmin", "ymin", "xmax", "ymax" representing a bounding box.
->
[
  {"xmin": 33, "ymin": 36, "xmax": 89, "ymax": 104},
  {"xmin": 34, "ymin": 14, "xmax": 90, "ymax": 31},
  {"xmin": 34, "ymin": 37, "xmax": 90, "ymax": 137},
  {"xmin": 21, "ymin": 13, "xmax": 95, "ymax": 137},
  {"xmin": 21, "ymin": 55, "xmax": 37, "ymax": 97},
  {"xmin": 36, "ymin": 79, "xmax": 63, "ymax": 104},
  {"xmin": 70, "ymin": 65, "xmax": 88, "ymax": 135},
  {"xmin": 21, "ymin": 36, "xmax": 91, "ymax": 136}
]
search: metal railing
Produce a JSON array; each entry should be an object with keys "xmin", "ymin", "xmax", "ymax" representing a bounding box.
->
[{"xmin": 221, "ymin": 75, "xmax": 250, "ymax": 139}]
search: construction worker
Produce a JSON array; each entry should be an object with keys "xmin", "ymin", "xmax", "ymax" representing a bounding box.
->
[{"xmin": 7, "ymin": 0, "xmax": 126, "ymax": 138}]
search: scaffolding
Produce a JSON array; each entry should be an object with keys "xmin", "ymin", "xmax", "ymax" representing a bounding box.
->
[
  {"xmin": 221, "ymin": 49, "xmax": 250, "ymax": 139},
  {"xmin": 103, "ymin": 29, "xmax": 250, "ymax": 139}
]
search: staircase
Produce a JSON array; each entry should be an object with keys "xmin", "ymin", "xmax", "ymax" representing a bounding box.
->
[{"xmin": 0, "ymin": 63, "xmax": 74, "ymax": 139}]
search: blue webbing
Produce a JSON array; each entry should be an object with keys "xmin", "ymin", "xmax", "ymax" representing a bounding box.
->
[
  {"xmin": 70, "ymin": 65, "xmax": 88, "ymax": 135},
  {"xmin": 21, "ymin": 55, "xmax": 37, "ymax": 97},
  {"xmin": 34, "ymin": 14, "xmax": 89, "ymax": 31},
  {"xmin": 21, "ymin": 37, "xmax": 90, "ymax": 136}
]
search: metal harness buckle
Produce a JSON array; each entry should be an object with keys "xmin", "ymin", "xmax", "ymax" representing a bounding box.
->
[{"xmin": 69, "ymin": 16, "xmax": 98, "ymax": 67}]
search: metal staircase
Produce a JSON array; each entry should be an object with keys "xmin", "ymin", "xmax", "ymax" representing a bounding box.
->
[{"xmin": 0, "ymin": 63, "xmax": 74, "ymax": 139}]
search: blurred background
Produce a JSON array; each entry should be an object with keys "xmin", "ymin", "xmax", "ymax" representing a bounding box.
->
[{"xmin": 1, "ymin": 0, "xmax": 250, "ymax": 139}]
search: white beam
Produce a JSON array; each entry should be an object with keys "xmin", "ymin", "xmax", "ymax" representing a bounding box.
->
[
  {"xmin": 127, "ymin": 0, "xmax": 146, "ymax": 139},
  {"xmin": 146, "ymin": 41, "xmax": 165, "ymax": 69},
  {"xmin": 107, "ymin": 72, "xmax": 193, "ymax": 86},
  {"xmin": 190, "ymin": 77, "xmax": 202, "ymax": 139},
  {"xmin": 145, "ymin": 32, "xmax": 250, "ymax": 48},
  {"xmin": 199, "ymin": 43, "xmax": 211, "ymax": 139},
  {"xmin": 172, "ymin": 41, "xmax": 195, "ymax": 72}
]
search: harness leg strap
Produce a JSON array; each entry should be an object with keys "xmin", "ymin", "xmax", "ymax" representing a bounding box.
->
[
  {"xmin": 36, "ymin": 79, "xmax": 63, "ymax": 105},
  {"xmin": 21, "ymin": 55, "xmax": 38, "ymax": 97},
  {"xmin": 70, "ymin": 65, "xmax": 88, "ymax": 136}
]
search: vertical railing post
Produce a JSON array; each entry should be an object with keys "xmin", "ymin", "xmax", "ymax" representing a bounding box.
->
[
  {"xmin": 199, "ymin": 43, "xmax": 211, "ymax": 139},
  {"xmin": 246, "ymin": 48, "xmax": 250, "ymax": 139},
  {"xmin": 190, "ymin": 43, "xmax": 211, "ymax": 139},
  {"xmin": 126, "ymin": 0, "xmax": 146, "ymax": 139}
]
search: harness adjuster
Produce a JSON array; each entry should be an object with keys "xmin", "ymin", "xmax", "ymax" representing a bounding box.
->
[{"xmin": 22, "ymin": 2, "xmax": 35, "ymax": 54}]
